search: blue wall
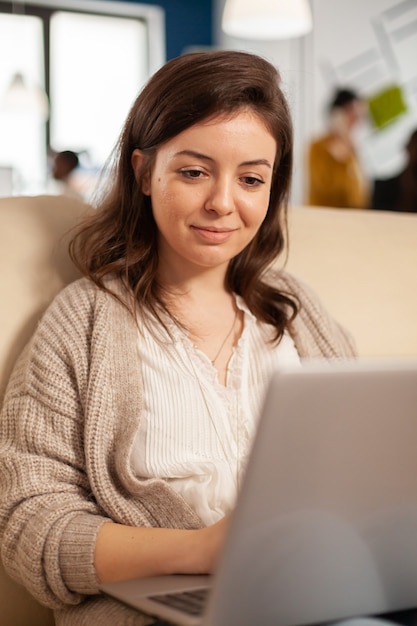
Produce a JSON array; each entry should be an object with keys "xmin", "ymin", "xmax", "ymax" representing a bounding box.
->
[{"xmin": 122, "ymin": 0, "xmax": 213, "ymax": 60}]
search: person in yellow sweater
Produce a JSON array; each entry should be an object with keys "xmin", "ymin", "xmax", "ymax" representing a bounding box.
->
[{"xmin": 307, "ymin": 88, "xmax": 369, "ymax": 209}]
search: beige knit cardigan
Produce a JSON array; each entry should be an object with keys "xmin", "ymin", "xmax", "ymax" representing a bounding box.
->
[{"xmin": 0, "ymin": 273, "xmax": 356, "ymax": 625}]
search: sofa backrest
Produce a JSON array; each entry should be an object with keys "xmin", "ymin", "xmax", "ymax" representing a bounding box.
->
[
  {"xmin": 0, "ymin": 194, "xmax": 90, "ymax": 402},
  {"xmin": 285, "ymin": 206, "xmax": 417, "ymax": 358}
]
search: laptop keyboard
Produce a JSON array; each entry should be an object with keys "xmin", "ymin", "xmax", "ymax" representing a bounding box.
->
[{"xmin": 149, "ymin": 588, "xmax": 209, "ymax": 616}]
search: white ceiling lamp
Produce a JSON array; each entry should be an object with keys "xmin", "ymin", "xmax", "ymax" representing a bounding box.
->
[
  {"xmin": 1, "ymin": 1, "xmax": 49, "ymax": 120},
  {"xmin": 222, "ymin": 0, "xmax": 313, "ymax": 40},
  {"xmin": 1, "ymin": 72, "xmax": 49, "ymax": 121}
]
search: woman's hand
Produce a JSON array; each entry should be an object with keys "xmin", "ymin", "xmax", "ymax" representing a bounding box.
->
[
  {"xmin": 95, "ymin": 514, "xmax": 231, "ymax": 584},
  {"xmin": 198, "ymin": 514, "xmax": 230, "ymax": 573}
]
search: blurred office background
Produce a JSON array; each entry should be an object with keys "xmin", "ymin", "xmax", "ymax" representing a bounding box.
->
[{"xmin": 0, "ymin": 0, "xmax": 416, "ymax": 204}]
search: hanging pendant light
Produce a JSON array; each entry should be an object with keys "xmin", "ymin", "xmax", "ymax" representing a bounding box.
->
[
  {"xmin": 222, "ymin": 0, "xmax": 313, "ymax": 40},
  {"xmin": 1, "ymin": 1, "xmax": 49, "ymax": 120},
  {"xmin": 1, "ymin": 72, "xmax": 49, "ymax": 121}
]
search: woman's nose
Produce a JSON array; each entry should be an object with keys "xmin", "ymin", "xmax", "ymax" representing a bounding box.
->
[{"xmin": 204, "ymin": 179, "xmax": 235, "ymax": 215}]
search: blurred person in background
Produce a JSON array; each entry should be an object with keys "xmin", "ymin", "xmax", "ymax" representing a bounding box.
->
[
  {"xmin": 372, "ymin": 128, "xmax": 417, "ymax": 213},
  {"xmin": 52, "ymin": 149, "xmax": 79, "ymax": 183},
  {"xmin": 48, "ymin": 149, "xmax": 81, "ymax": 197},
  {"xmin": 307, "ymin": 88, "xmax": 369, "ymax": 209},
  {"xmin": 48, "ymin": 148, "xmax": 98, "ymax": 200}
]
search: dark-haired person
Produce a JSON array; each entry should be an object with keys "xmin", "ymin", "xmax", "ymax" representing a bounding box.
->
[
  {"xmin": 0, "ymin": 50, "xmax": 356, "ymax": 625},
  {"xmin": 46, "ymin": 149, "xmax": 83, "ymax": 196},
  {"xmin": 372, "ymin": 128, "xmax": 417, "ymax": 213},
  {"xmin": 307, "ymin": 88, "xmax": 369, "ymax": 209},
  {"xmin": 52, "ymin": 149, "xmax": 79, "ymax": 181}
]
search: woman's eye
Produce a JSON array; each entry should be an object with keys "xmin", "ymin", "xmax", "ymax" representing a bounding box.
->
[
  {"xmin": 181, "ymin": 169, "xmax": 204, "ymax": 179},
  {"xmin": 242, "ymin": 176, "xmax": 264, "ymax": 187}
]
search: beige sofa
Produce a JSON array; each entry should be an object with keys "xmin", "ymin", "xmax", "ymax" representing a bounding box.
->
[
  {"xmin": 0, "ymin": 195, "xmax": 416, "ymax": 625},
  {"xmin": 0, "ymin": 195, "xmax": 88, "ymax": 626}
]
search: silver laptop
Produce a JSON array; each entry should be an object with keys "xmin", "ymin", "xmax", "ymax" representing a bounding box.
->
[{"xmin": 100, "ymin": 359, "xmax": 417, "ymax": 626}]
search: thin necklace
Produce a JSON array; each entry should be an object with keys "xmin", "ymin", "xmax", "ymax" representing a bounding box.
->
[
  {"xmin": 210, "ymin": 308, "xmax": 239, "ymax": 366},
  {"xmin": 174, "ymin": 337, "xmax": 241, "ymax": 491},
  {"xmin": 169, "ymin": 310, "xmax": 242, "ymax": 490}
]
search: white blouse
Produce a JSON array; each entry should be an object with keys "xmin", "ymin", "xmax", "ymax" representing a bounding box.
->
[{"xmin": 131, "ymin": 297, "xmax": 301, "ymax": 525}]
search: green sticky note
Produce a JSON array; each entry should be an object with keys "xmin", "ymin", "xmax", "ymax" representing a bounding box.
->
[{"xmin": 367, "ymin": 85, "xmax": 407, "ymax": 129}]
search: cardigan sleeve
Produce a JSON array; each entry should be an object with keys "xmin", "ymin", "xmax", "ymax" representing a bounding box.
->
[{"xmin": 0, "ymin": 280, "xmax": 112, "ymax": 609}]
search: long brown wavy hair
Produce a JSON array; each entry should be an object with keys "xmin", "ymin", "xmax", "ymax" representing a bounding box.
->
[{"xmin": 69, "ymin": 50, "xmax": 298, "ymax": 340}]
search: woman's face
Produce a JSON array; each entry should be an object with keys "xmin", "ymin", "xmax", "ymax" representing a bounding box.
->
[{"xmin": 132, "ymin": 109, "xmax": 277, "ymax": 280}]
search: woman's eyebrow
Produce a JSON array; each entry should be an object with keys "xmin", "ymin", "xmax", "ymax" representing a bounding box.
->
[
  {"xmin": 173, "ymin": 149, "xmax": 214, "ymax": 162},
  {"xmin": 240, "ymin": 158, "xmax": 272, "ymax": 169},
  {"xmin": 174, "ymin": 150, "xmax": 272, "ymax": 168}
]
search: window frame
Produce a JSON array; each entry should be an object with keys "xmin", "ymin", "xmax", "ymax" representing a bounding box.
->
[{"xmin": 0, "ymin": 0, "xmax": 165, "ymax": 150}]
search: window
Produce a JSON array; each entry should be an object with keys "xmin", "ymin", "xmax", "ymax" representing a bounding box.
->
[
  {"xmin": 0, "ymin": 0, "xmax": 165, "ymax": 196},
  {"xmin": 50, "ymin": 11, "xmax": 148, "ymax": 165},
  {"xmin": 0, "ymin": 13, "xmax": 46, "ymax": 193}
]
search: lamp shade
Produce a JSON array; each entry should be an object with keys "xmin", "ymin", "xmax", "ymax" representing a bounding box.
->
[
  {"xmin": 1, "ymin": 72, "xmax": 49, "ymax": 120},
  {"xmin": 222, "ymin": 0, "xmax": 313, "ymax": 40}
]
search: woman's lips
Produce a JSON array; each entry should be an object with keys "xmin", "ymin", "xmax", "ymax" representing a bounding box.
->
[{"xmin": 191, "ymin": 225, "xmax": 236, "ymax": 243}]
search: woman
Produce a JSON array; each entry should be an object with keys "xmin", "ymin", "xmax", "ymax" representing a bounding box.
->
[{"xmin": 0, "ymin": 50, "xmax": 356, "ymax": 625}]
